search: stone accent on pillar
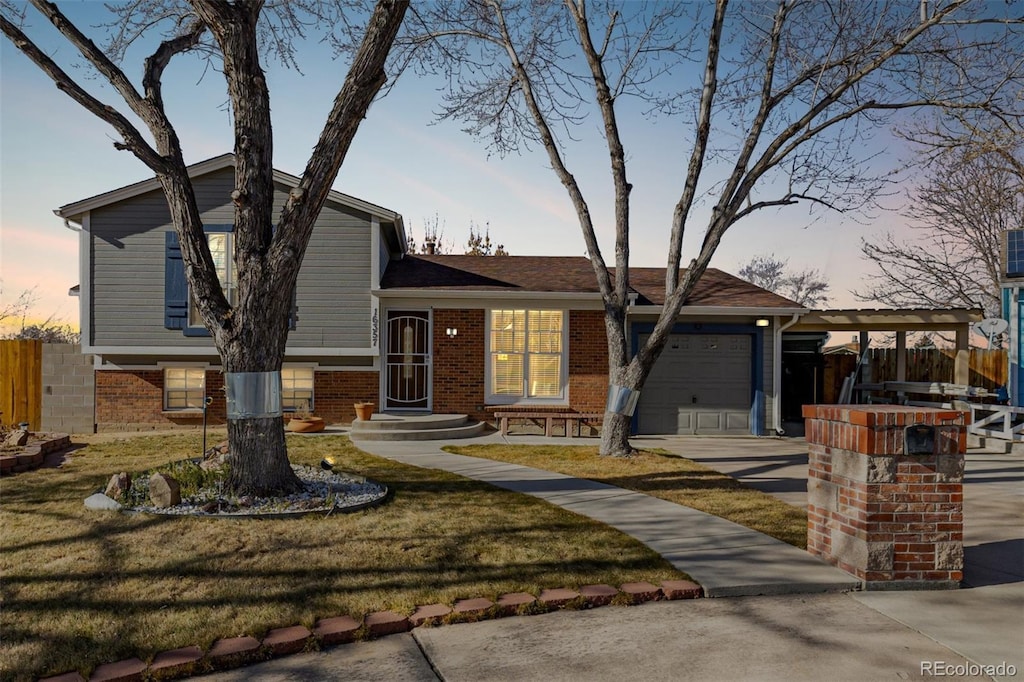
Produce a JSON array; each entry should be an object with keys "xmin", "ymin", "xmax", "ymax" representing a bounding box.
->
[{"xmin": 803, "ymin": 405, "xmax": 966, "ymax": 590}]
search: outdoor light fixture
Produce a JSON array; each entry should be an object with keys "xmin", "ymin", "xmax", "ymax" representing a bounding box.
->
[
  {"xmin": 755, "ymin": 318, "xmax": 771, "ymax": 327},
  {"xmin": 446, "ymin": 327, "xmax": 458, "ymax": 338}
]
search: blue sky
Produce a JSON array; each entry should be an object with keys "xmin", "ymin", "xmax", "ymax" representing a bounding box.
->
[{"xmin": 0, "ymin": 3, "xmax": 918, "ymax": 332}]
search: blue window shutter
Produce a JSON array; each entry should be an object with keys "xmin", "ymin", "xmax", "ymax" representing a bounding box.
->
[{"xmin": 164, "ymin": 231, "xmax": 188, "ymax": 329}]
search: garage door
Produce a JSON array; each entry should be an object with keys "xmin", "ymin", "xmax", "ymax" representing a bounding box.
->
[{"xmin": 636, "ymin": 333, "xmax": 752, "ymax": 435}]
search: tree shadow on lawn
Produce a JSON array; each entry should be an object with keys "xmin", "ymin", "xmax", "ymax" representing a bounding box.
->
[{"xmin": 1, "ymin": 471, "xmax": 679, "ymax": 680}]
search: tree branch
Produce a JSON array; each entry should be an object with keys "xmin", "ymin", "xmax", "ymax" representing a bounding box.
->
[
  {"xmin": 143, "ymin": 21, "xmax": 207, "ymax": 109},
  {"xmin": 0, "ymin": 13, "xmax": 165, "ymax": 170}
]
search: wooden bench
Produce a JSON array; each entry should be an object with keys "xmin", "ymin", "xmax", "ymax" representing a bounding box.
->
[{"xmin": 492, "ymin": 411, "xmax": 604, "ymax": 437}]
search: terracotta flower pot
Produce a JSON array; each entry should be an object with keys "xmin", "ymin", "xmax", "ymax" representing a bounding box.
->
[
  {"xmin": 354, "ymin": 402, "xmax": 375, "ymax": 421},
  {"xmin": 286, "ymin": 416, "xmax": 325, "ymax": 433}
]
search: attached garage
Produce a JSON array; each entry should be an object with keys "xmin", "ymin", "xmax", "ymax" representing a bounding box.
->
[{"xmin": 635, "ymin": 333, "xmax": 756, "ymax": 435}]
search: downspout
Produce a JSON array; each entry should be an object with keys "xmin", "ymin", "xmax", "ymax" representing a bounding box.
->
[{"xmin": 772, "ymin": 313, "xmax": 802, "ymax": 436}]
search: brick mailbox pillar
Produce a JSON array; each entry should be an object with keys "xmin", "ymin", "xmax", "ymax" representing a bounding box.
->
[{"xmin": 802, "ymin": 405, "xmax": 966, "ymax": 590}]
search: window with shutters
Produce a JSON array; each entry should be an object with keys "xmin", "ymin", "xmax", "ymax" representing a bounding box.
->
[
  {"xmin": 488, "ymin": 309, "xmax": 566, "ymax": 402},
  {"xmin": 189, "ymin": 232, "xmax": 236, "ymax": 327}
]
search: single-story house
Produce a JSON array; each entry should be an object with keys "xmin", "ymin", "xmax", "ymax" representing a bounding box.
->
[{"xmin": 56, "ymin": 154, "xmax": 808, "ymax": 434}]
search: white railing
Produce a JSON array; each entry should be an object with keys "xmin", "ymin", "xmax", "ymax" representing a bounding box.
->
[{"xmin": 968, "ymin": 404, "xmax": 1024, "ymax": 442}]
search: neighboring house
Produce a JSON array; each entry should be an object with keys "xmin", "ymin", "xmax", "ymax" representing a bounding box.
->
[{"xmin": 57, "ymin": 154, "xmax": 806, "ymax": 435}]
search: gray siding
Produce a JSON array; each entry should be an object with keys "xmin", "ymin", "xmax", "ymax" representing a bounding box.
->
[{"xmin": 89, "ymin": 167, "xmax": 372, "ymax": 349}]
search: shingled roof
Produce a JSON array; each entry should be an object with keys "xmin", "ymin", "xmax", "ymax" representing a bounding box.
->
[{"xmin": 380, "ymin": 255, "xmax": 803, "ymax": 309}]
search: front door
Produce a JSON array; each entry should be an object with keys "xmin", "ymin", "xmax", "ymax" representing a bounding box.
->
[{"xmin": 384, "ymin": 310, "xmax": 431, "ymax": 411}]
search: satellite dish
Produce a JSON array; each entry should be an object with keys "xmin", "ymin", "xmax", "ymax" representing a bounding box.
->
[{"xmin": 974, "ymin": 318, "xmax": 1009, "ymax": 349}]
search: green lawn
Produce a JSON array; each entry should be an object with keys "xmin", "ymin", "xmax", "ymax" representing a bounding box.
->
[
  {"xmin": 444, "ymin": 443, "xmax": 808, "ymax": 549},
  {"xmin": 0, "ymin": 433, "xmax": 685, "ymax": 681}
]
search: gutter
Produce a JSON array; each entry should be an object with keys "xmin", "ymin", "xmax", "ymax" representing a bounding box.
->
[{"xmin": 772, "ymin": 313, "xmax": 803, "ymax": 436}]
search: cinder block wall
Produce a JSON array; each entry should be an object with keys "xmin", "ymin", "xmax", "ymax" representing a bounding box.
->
[{"xmin": 41, "ymin": 344, "xmax": 95, "ymax": 434}]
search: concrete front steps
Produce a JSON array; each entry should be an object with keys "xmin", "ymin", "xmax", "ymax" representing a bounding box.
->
[{"xmin": 349, "ymin": 413, "xmax": 489, "ymax": 441}]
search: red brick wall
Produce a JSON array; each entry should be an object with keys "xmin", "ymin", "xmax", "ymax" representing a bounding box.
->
[
  {"xmin": 803, "ymin": 405, "xmax": 965, "ymax": 587},
  {"xmin": 96, "ymin": 369, "xmax": 378, "ymax": 430},
  {"xmin": 568, "ymin": 310, "xmax": 608, "ymax": 413},
  {"xmin": 313, "ymin": 371, "xmax": 379, "ymax": 424},
  {"xmin": 431, "ymin": 309, "xmax": 488, "ymax": 422},
  {"xmin": 95, "ymin": 308, "xmax": 611, "ymax": 429},
  {"xmin": 96, "ymin": 369, "xmax": 227, "ymax": 430}
]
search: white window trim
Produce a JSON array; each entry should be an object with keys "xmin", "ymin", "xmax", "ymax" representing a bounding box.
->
[
  {"xmin": 484, "ymin": 309, "xmax": 569, "ymax": 405},
  {"xmin": 281, "ymin": 365, "xmax": 316, "ymax": 413},
  {"xmin": 163, "ymin": 366, "xmax": 207, "ymax": 411},
  {"xmin": 189, "ymin": 232, "xmax": 236, "ymax": 328}
]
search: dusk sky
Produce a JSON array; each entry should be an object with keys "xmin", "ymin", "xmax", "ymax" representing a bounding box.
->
[{"xmin": 1, "ymin": 3, "xmax": 923, "ymax": 336}]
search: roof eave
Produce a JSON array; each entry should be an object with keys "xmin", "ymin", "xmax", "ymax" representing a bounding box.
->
[
  {"xmin": 375, "ymin": 289, "xmax": 605, "ymax": 300},
  {"xmin": 629, "ymin": 305, "xmax": 809, "ymax": 316},
  {"xmin": 55, "ymin": 153, "xmax": 401, "ymax": 224}
]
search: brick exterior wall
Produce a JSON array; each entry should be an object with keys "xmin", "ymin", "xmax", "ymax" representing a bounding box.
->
[
  {"xmin": 93, "ymin": 308, "xmax": 611, "ymax": 430},
  {"xmin": 313, "ymin": 371, "xmax": 379, "ymax": 424},
  {"xmin": 431, "ymin": 309, "xmax": 488, "ymax": 422},
  {"xmin": 568, "ymin": 310, "xmax": 608, "ymax": 413},
  {"xmin": 95, "ymin": 369, "xmax": 379, "ymax": 430},
  {"xmin": 803, "ymin": 405, "xmax": 966, "ymax": 589},
  {"xmin": 425, "ymin": 309, "xmax": 609, "ymax": 424}
]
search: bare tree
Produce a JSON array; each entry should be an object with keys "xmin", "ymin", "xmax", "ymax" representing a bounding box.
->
[
  {"xmin": 406, "ymin": 211, "xmax": 452, "ymax": 253},
  {"xmin": 856, "ymin": 140, "xmax": 1022, "ymax": 320},
  {"xmin": 0, "ymin": 285, "xmax": 39, "ymax": 330},
  {"xmin": 1, "ymin": 0, "xmax": 409, "ymax": 495},
  {"xmin": 407, "ymin": 0, "xmax": 1023, "ymax": 455},
  {"xmin": 738, "ymin": 254, "xmax": 829, "ymax": 308},
  {"xmin": 0, "ymin": 283, "xmax": 79, "ymax": 342},
  {"xmin": 465, "ymin": 221, "xmax": 508, "ymax": 256}
]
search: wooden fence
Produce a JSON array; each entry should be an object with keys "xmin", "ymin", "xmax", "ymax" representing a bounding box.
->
[
  {"xmin": 823, "ymin": 348, "xmax": 1007, "ymax": 403},
  {"xmin": 0, "ymin": 339, "xmax": 42, "ymax": 430}
]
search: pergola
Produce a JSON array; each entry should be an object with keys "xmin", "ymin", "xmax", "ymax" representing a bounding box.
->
[{"xmin": 790, "ymin": 308, "xmax": 984, "ymax": 386}]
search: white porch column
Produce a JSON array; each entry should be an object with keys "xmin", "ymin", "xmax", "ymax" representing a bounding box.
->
[{"xmin": 954, "ymin": 325, "xmax": 970, "ymax": 385}]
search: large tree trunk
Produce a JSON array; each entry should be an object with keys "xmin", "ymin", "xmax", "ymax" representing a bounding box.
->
[
  {"xmin": 227, "ymin": 417, "xmax": 300, "ymax": 496},
  {"xmin": 599, "ymin": 308, "xmax": 643, "ymax": 457}
]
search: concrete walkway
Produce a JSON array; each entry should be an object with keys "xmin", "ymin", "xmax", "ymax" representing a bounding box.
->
[
  {"xmin": 191, "ymin": 432, "xmax": 1022, "ymax": 682},
  {"xmin": 351, "ymin": 431, "xmax": 858, "ymax": 597}
]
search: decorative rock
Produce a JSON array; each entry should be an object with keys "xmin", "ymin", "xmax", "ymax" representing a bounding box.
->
[
  {"xmin": 148, "ymin": 646, "xmax": 203, "ymax": 680},
  {"xmin": 661, "ymin": 580, "xmax": 702, "ymax": 600},
  {"xmin": 410, "ymin": 603, "xmax": 452, "ymax": 627},
  {"xmin": 206, "ymin": 636, "xmax": 261, "ymax": 670},
  {"xmin": 88, "ymin": 657, "xmax": 146, "ymax": 682},
  {"xmin": 148, "ymin": 473, "xmax": 181, "ymax": 508},
  {"xmin": 38, "ymin": 673, "xmax": 85, "ymax": 682},
  {"xmin": 4, "ymin": 429, "xmax": 29, "ymax": 447},
  {"xmin": 363, "ymin": 611, "xmax": 410, "ymax": 637},
  {"xmin": 200, "ymin": 452, "xmax": 232, "ymax": 471},
  {"xmin": 452, "ymin": 597, "xmax": 494, "ymax": 616},
  {"xmin": 538, "ymin": 588, "xmax": 580, "ymax": 608},
  {"xmin": 85, "ymin": 493, "xmax": 122, "ymax": 511},
  {"xmin": 495, "ymin": 592, "xmax": 536, "ymax": 616},
  {"xmin": 0, "ymin": 455, "xmax": 16, "ymax": 474},
  {"xmin": 313, "ymin": 615, "xmax": 360, "ymax": 645},
  {"xmin": 263, "ymin": 625, "xmax": 312, "ymax": 656},
  {"xmin": 579, "ymin": 584, "xmax": 619, "ymax": 607},
  {"xmin": 619, "ymin": 582, "xmax": 662, "ymax": 604},
  {"xmin": 104, "ymin": 472, "xmax": 132, "ymax": 501}
]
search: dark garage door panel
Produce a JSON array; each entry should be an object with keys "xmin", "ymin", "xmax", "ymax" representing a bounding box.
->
[{"xmin": 637, "ymin": 333, "xmax": 752, "ymax": 435}]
